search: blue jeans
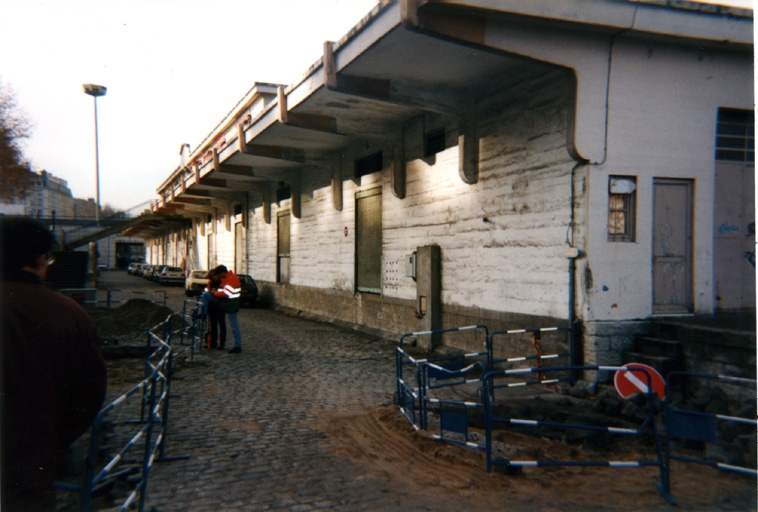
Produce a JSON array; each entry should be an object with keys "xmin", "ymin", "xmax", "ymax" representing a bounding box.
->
[
  {"xmin": 200, "ymin": 290, "xmax": 216, "ymax": 316},
  {"xmin": 227, "ymin": 312, "xmax": 242, "ymax": 349},
  {"xmin": 201, "ymin": 291, "xmax": 241, "ymax": 349}
]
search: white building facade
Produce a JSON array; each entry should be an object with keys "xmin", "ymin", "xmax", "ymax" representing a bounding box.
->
[{"xmin": 136, "ymin": 0, "xmax": 753, "ymax": 381}]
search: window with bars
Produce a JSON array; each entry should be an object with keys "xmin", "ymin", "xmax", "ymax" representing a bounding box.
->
[
  {"xmin": 608, "ymin": 176, "xmax": 637, "ymax": 242},
  {"xmin": 715, "ymin": 108, "xmax": 754, "ymax": 162}
]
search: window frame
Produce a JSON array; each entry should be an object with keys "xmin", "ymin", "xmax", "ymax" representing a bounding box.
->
[{"xmin": 607, "ymin": 176, "xmax": 637, "ymax": 243}]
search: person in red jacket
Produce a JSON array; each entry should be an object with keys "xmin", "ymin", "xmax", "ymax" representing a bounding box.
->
[
  {"xmin": 0, "ymin": 217, "xmax": 107, "ymax": 511},
  {"xmin": 199, "ymin": 265, "xmax": 242, "ymax": 353}
]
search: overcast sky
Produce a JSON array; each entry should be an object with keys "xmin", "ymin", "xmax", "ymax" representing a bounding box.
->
[
  {"xmin": 0, "ymin": 0, "xmax": 379, "ymax": 210},
  {"xmin": 0, "ymin": 0, "xmax": 752, "ymax": 211}
]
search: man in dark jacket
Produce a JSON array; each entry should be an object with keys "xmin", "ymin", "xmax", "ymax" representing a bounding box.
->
[{"xmin": 0, "ymin": 217, "xmax": 107, "ymax": 511}]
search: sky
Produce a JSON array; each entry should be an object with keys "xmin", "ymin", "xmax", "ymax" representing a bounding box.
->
[
  {"xmin": 0, "ymin": 0, "xmax": 380, "ymax": 210},
  {"xmin": 0, "ymin": 0, "xmax": 753, "ymax": 211}
]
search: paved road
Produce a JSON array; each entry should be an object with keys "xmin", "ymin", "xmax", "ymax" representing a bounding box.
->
[{"xmin": 94, "ymin": 271, "xmax": 436, "ymax": 511}]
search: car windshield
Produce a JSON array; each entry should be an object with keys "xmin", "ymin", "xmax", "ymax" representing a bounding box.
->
[
  {"xmin": 239, "ymin": 275, "xmax": 254, "ymax": 285},
  {"xmin": 166, "ymin": 267, "xmax": 182, "ymax": 272},
  {"xmin": 193, "ymin": 271, "xmax": 208, "ymax": 279}
]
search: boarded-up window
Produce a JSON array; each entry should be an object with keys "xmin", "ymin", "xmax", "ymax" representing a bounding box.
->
[
  {"xmin": 356, "ymin": 188, "xmax": 382, "ymax": 293},
  {"xmin": 277, "ymin": 211, "xmax": 290, "ymax": 284},
  {"xmin": 608, "ymin": 176, "xmax": 636, "ymax": 242}
]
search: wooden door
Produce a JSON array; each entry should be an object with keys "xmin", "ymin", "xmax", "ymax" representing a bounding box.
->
[{"xmin": 653, "ymin": 179, "xmax": 693, "ymax": 314}]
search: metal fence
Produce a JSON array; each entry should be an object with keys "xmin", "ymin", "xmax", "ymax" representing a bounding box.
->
[
  {"xmin": 393, "ymin": 326, "xmax": 755, "ymax": 506},
  {"xmin": 55, "ymin": 302, "xmax": 206, "ymax": 511}
]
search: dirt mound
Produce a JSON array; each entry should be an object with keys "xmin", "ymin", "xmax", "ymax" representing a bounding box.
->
[
  {"xmin": 89, "ymin": 299, "xmax": 174, "ymax": 344},
  {"xmin": 320, "ymin": 405, "xmax": 757, "ymax": 510}
]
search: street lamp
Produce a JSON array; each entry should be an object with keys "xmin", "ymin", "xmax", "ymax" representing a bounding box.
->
[{"xmin": 83, "ymin": 83, "xmax": 107, "ymax": 225}]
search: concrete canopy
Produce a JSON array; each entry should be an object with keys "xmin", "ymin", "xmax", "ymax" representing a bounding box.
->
[{"xmin": 138, "ymin": 0, "xmax": 751, "ymax": 234}]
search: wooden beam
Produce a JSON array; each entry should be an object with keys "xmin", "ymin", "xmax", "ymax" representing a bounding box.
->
[
  {"xmin": 391, "ymin": 142, "xmax": 406, "ymax": 199},
  {"xmin": 290, "ymin": 171, "xmax": 301, "ymax": 220},
  {"xmin": 213, "ymin": 149, "xmax": 254, "ymax": 177},
  {"xmin": 173, "ymin": 197, "xmax": 212, "ymax": 206},
  {"xmin": 197, "ymin": 177, "xmax": 227, "ymax": 189},
  {"xmin": 331, "ymin": 154, "xmax": 342, "ymax": 212},
  {"xmin": 324, "ymin": 41, "xmax": 391, "ymax": 101},
  {"xmin": 401, "ymin": 0, "xmax": 419, "ymax": 29},
  {"xmin": 238, "ymin": 123, "xmax": 305, "ymax": 162},
  {"xmin": 278, "ymin": 86, "xmax": 337, "ymax": 133},
  {"xmin": 246, "ymin": 183, "xmax": 273, "ymax": 225},
  {"xmin": 458, "ymin": 111, "xmax": 479, "ymax": 185}
]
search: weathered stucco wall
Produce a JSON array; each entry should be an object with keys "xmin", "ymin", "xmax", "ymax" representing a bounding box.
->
[
  {"xmin": 583, "ymin": 38, "xmax": 755, "ymax": 321},
  {"xmin": 244, "ymin": 67, "xmax": 577, "ymax": 338}
]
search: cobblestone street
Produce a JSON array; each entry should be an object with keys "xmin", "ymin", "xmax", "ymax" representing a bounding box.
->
[
  {"xmin": 96, "ymin": 272, "xmax": 468, "ymax": 511},
  {"xmin": 92, "ymin": 271, "xmax": 756, "ymax": 512}
]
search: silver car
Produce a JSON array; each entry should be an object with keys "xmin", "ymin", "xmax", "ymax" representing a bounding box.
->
[
  {"xmin": 184, "ymin": 270, "xmax": 209, "ymax": 296},
  {"xmin": 156, "ymin": 266, "xmax": 186, "ymax": 286}
]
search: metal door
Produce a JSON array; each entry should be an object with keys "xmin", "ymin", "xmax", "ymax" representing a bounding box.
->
[
  {"xmin": 356, "ymin": 189, "xmax": 382, "ymax": 293},
  {"xmin": 277, "ymin": 212, "xmax": 290, "ymax": 284},
  {"xmin": 653, "ymin": 179, "xmax": 693, "ymax": 314},
  {"xmin": 713, "ymin": 162, "xmax": 755, "ymax": 311}
]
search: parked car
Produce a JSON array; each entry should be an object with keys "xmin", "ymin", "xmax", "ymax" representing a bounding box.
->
[
  {"xmin": 237, "ymin": 274, "xmax": 259, "ymax": 307},
  {"xmin": 156, "ymin": 266, "xmax": 186, "ymax": 286},
  {"xmin": 144, "ymin": 265, "xmax": 160, "ymax": 281},
  {"xmin": 127, "ymin": 262, "xmax": 140, "ymax": 275},
  {"xmin": 185, "ymin": 270, "xmax": 209, "ymax": 296}
]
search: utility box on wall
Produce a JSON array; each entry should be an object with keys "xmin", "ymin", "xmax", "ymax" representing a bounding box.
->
[
  {"xmin": 405, "ymin": 252, "xmax": 416, "ymax": 280},
  {"xmin": 415, "ymin": 244, "xmax": 441, "ymax": 350}
]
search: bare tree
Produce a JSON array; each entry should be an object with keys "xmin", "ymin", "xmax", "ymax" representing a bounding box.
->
[{"xmin": 0, "ymin": 79, "xmax": 36, "ymax": 203}]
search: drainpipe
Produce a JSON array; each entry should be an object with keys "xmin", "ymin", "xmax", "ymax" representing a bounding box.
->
[{"xmin": 566, "ymin": 161, "xmax": 585, "ymax": 381}]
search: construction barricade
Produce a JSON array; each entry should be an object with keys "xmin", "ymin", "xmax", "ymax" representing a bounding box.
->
[
  {"xmin": 395, "ymin": 325, "xmax": 489, "ymax": 431},
  {"xmin": 171, "ymin": 299, "xmax": 206, "ymax": 362},
  {"xmin": 482, "ymin": 365, "xmax": 672, "ymax": 503},
  {"xmin": 659, "ymin": 371, "xmax": 757, "ymax": 504},
  {"xmin": 487, "ymin": 326, "xmax": 574, "ymax": 395},
  {"xmin": 56, "ymin": 314, "xmax": 188, "ymax": 511},
  {"xmin": 422, "ymin": 360, "xmax": 487, "ymax": 451}
]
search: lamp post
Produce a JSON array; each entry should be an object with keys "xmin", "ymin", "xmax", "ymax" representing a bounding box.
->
[{"xmin": 83, "ymin": 83, "xmax": 107, "ymax": 225}]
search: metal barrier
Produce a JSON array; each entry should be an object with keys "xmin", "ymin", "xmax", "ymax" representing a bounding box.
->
[
  {"xmin": 171, "ymin": 299, "xmax": 206, "ymax": 363},
  {"xmin": 100, "ymin": 288, "xmax": 168, "ymax": 309},
  {"xmin": 482, "ymin": 365, "xmax": 672, "ymax": 504},
  {"xmin": 56, "ymin": 314, "xmax": 189, "ymax": 511},
  {"xmin": 422, "ymin": 361, "xmax": 486, "ymax": 450},
  {"xmin": 487, "ymin": 326, "xmax": 574, "ymax": 393},
  {"xmin": 396, "ymin": 325, "xmax": 489, "ymax": 431},
  {"xmin": 659, "ymin": 371, "xmax": 757, "ymax": 503}
]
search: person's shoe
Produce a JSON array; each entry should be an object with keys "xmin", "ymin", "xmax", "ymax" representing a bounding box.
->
[{"xmin": 228, "ymin": 347, "xmax": 241, "ymax": 354}]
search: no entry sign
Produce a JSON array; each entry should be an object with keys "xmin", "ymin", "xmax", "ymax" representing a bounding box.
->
[{"xmin": 614, "ymin": 363, "xmax": 665, "ymax": 400}]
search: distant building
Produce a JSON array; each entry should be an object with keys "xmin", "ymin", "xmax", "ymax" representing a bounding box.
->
[{"xmin": 24, "ymin": 170, "xmax": 75, "ymax": 219}]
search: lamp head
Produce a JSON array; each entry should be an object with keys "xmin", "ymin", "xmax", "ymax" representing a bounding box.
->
[{"xmin": 83, "ymin": 84, "xmax": 107, "ymax": 97}]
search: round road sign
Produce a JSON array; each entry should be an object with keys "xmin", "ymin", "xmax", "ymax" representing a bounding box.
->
[{"xmin": 614, "ymin": 363, "xmax": 665, "ymax": 400}]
